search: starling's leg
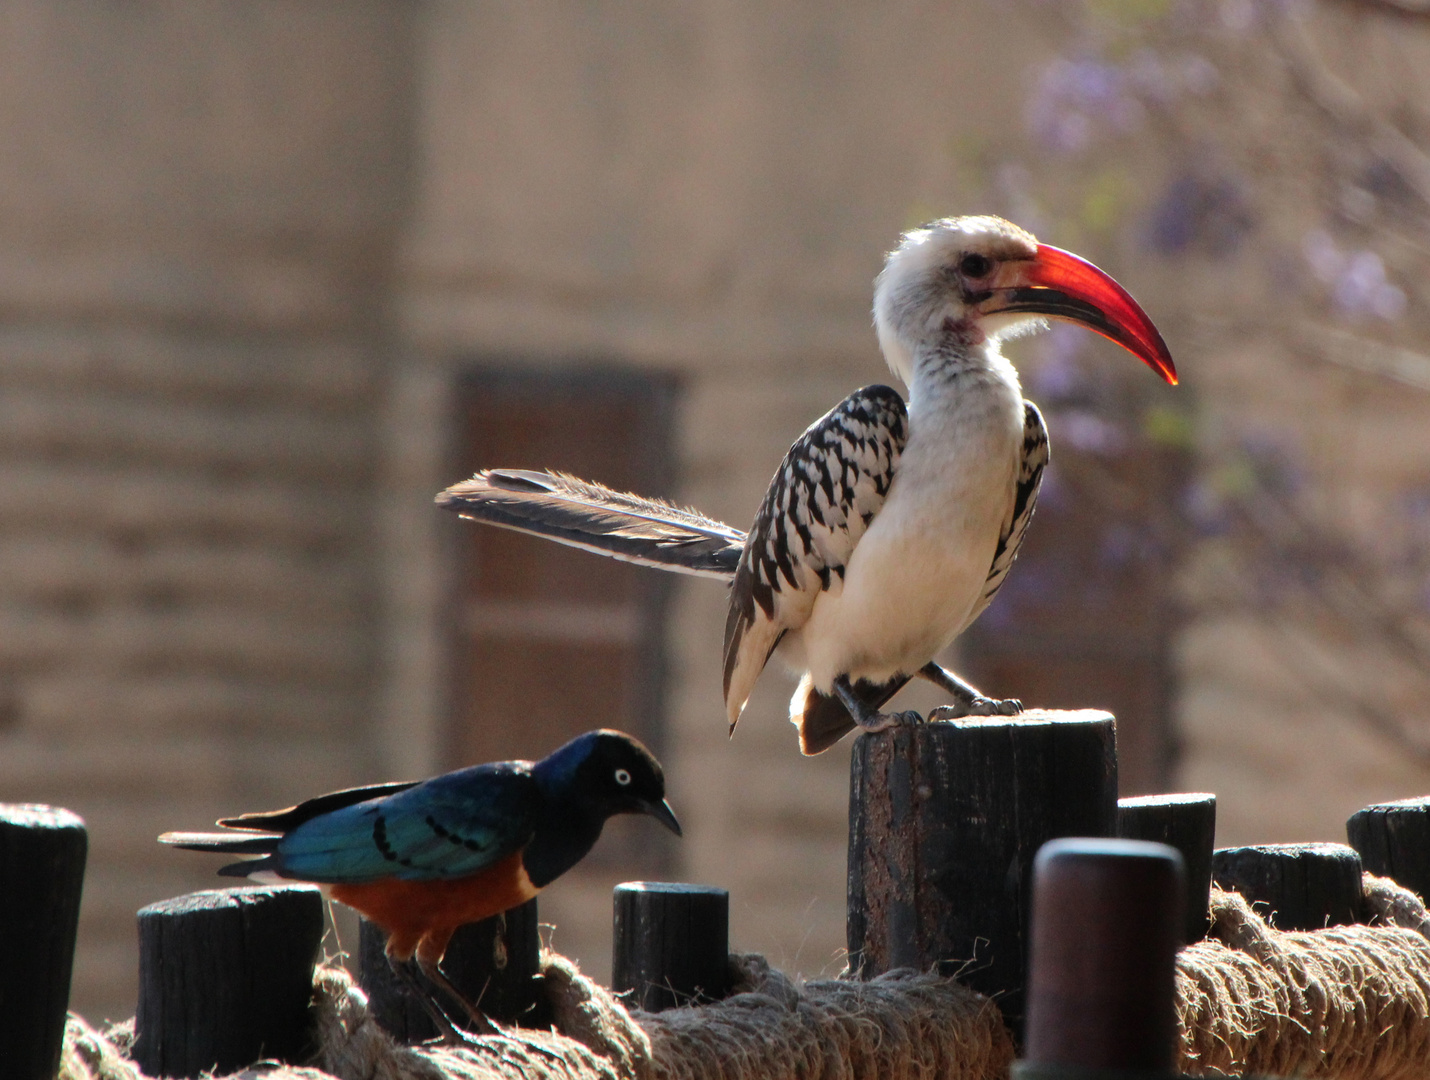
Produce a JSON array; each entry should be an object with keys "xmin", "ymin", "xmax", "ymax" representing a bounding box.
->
[
  {"xmin": 386, "ymin": 954, "xmax": 479, "ymax": 1046},
  {"xmin": 416, "ymin": 952, "xmax": 499, "ymax": 1037},
  {"xmin": 919, "ymin": 662, "xmax": 1022, "ymax": 719},
  {"xmin": 832, "ymin": 675, "xmax": 922, "ymax": 733}
]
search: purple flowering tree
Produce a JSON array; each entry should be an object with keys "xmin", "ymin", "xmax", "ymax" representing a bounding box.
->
[{"xmin": 964, "ymin": 0, "xmax": 1430, "ymax": 768}]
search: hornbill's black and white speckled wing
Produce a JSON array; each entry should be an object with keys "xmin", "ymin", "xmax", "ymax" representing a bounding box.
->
[
  {"xmin": 722, "ymin": 386, "xmax": 908, "ymax": 726},
  {"xmin": 965, "ymin": 400, "xmax": 1048, "ymax": 627}
]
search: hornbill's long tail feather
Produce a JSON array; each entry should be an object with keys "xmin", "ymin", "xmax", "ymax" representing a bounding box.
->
[{"xmin": 437, "ymin": 469, "xmax": 746, "ymax": 579}]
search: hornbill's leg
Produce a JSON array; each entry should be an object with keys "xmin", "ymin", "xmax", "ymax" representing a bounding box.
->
[
  {"xmin": 832, "ymin": 675, "xmax": 923, "ymax": 733},
  {"xmin": 918, "ymin": 661, "xmax": 1022, "ymax": 719}
]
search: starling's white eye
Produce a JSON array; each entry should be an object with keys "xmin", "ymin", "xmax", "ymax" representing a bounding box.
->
[{"xmin": 614, "ymin": 768, "xmax": 632, "ymax": 786}]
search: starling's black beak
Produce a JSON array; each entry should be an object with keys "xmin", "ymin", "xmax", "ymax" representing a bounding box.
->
[{"xmin": 639, "ymin": 797, "xmax": 682, "ymax": 836}]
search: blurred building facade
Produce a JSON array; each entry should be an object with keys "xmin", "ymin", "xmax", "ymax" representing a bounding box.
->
[{"xmin": 2, "ymin": 1, "xmax": 1429, "ymax": 1024}]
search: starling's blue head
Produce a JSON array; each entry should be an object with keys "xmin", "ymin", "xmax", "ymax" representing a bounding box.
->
[{"xmin": 534, "ymin": 730, "xmax": 681, "ymax": 835}]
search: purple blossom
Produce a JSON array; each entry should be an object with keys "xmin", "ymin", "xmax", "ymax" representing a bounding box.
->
[
  {"xmin": 1147, "ymin": 171, "xmax": 1253, "ymax": 257},
  {"xmin": 1184, "ymin": 481, "xmax": 1232, "ymax": 536},
  {"xmin": 1026, "ymin": 57, "xmax": 1145, "ymax": 154},
  {"xmin": 1128, "ymin": 49, "xmax": 1219, "ymax": 102},
  {"xmin": 1058, "ymin": 411, "xmax": 1128, "ymax": 455},
  {"xmin": 1028, "ymin": 324, "xmax": 1089, "ymax": 401},
  {"xmin": 1099, "ymin": 523, "xmax": 1139, "ymax": 567},
  {"xmin": 1302, "ymin": 229, "xmax": 1405, "ymax": 322},
  {"xmin": 1026, "ymin": 46, "xmax": 1218, "ymax": 157},
  {"xmin": 1334, "ymin": 251, "xmax": 1406, "ymax": 321}
]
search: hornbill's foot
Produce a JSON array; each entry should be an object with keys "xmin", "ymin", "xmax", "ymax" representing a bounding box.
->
[
  {"xmin": 916, "ymin": 662, "xmax": 1022, "ymax": 720},
  {"xmin": 855, "ymin": 708, "xmax": 924, "ymax": 734},
  {"xmin": 832, "ymin": 675, "xmax": 923, "ymax": 736},
  {"xmin": 928, "ymin": 696, "xmax": 1022, "ymax": 722}
]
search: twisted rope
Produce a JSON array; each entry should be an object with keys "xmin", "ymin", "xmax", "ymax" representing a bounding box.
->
[
  {"xmin": 1174, "ymin": 875, "xmax": 1430, "ymax": 1077},
  {"xmin": 58, "ymin": 872, "xmax": 1430, "ymax": 1080}
]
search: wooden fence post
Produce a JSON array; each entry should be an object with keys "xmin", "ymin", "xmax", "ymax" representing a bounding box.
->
[
  {"xmin": 358, "ymin": 899, "xmax": 543, "ymax": 1040},
  {"xmin": 1211, "ymin": 842, "xmax": 1365, "ymax": 930},
  {"xmin": 1117, "ymin": 793, "xmax": 1216, "ymax": 942},
  {"xmin": 848, "ymin": 710, "xmax": 1118, "ymax": 1032},
  {"xmin": 0, "ymin": 804, "xmax": 88, "ymax": 1080},
  {"xmin": 612, "ymin": 882, "xmax": 729, "ymax": 1012},
  {"xmin": 133, "ymin": 885, "xmax": 324, "ymax": 1078},
  {"xmin": 1014, "ymin": 838, "xmax": 1185, "ymax": 1080},
  {"xmin": 1347, "ymin": 797, "xmax": 1430, "ymax": 899}
]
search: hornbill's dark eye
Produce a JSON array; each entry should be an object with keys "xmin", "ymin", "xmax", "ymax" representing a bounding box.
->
[{"xmin": 959, "ymin": 253, "xmax": 993, "ymax": 279}]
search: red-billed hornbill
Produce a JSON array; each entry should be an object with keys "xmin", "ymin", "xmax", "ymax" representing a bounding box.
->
[{"xmin": 438, "ymin": 216, "xmax": 1176, "ymax": 755}]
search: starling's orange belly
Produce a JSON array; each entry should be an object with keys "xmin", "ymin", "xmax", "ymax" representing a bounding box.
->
[{"xmin": 328, "ymin": 851, "xmax": 538, "ymax": 960}]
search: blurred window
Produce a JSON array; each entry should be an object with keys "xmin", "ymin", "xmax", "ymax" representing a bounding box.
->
[{"xmin": 446, "ymin": 366, "xmax": 678, "ymax": 823}]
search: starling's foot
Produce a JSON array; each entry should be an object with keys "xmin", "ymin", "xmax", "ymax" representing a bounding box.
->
[
  {"xmin": 389, "ymin": 957, "xmax": 478, "ymax": 1045},
  {"xmin": 928, "ymin": 696, "xmax": 1022, "ymax": 721},
  {"xmin": 436, "ymin": 1023, "xmax": 483, "ymax": 1048},
  {"xmin": 452, "ymin": 1002, "xmax": 500, "ymax": 1038},
  {"xmin": 855, "ymin": 708, "xmax": 924, "ymax": 734},
  {"xmin": 418, "ymin": 956, "xmax": 500, "ymax": 1037}
]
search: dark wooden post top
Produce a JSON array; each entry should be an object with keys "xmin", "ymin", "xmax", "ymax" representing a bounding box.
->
[
  {"xmin": 1347, "ymin": 797, "xmax": 1430, "ymax": 900},
  {"xmin": 848, "ymin": 710, "xmax": 1119, "ymax": 1033},
  {"xmin": 1118, "ymin": 793, "xmax": 1216, "ymax": 942},
  {"xmin": 0, "ymin": 803, "xmax": 88, "ymax": 1080},
  {"xmin": 134, "ymin": 885, "xmax": 324, "ymax": 1078},
  {"xmin": 613, "ymin": 882, "xmax": 730, "ymax": 1012},
  {"xmin": 1211, "ymin": 842, "xmax": 1365, "ymax": 930}
]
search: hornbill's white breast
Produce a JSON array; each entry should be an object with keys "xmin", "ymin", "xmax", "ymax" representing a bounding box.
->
[{"xmin": 786, "ymin": 362, "xmax": 1028, "ymax": 690}]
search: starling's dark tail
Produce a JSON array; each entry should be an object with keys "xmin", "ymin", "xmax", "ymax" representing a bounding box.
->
[{"xmin": 158, "ymin": 830, "xmax": 282, "ymax": 877}]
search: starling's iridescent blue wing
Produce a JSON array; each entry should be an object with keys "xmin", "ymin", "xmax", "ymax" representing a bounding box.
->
[
  {"xmin": 271, "ymin": 764, "xmax": 540, "ymax": 883},
  {"xmin": 161, "ymin": 765, "xmax": 541, "ymax": 884}
]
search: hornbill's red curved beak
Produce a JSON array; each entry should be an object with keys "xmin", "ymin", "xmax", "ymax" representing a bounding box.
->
[{"xmin": 989, "ymin": 244, "xmax": 1178, "ymax": 385}]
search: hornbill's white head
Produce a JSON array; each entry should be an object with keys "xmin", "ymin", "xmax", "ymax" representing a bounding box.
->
[{"xmin": 873, "ymin": 215, "xmax": 1177, "ymax": 389}]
